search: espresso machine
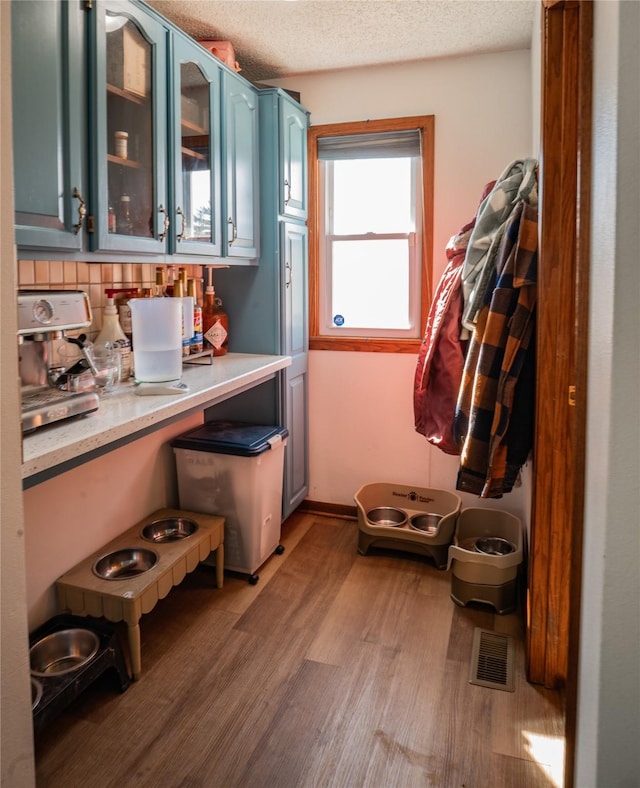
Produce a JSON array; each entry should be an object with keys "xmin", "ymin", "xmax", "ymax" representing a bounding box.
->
[{"xmin": 18, "ymin": 290, "xmax": 100, "ymax": 433}]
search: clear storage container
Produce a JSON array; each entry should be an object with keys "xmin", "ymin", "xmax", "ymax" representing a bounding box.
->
[{"xmin": 172, "ymin": 422, "xmax": 288, "ymax": 581}]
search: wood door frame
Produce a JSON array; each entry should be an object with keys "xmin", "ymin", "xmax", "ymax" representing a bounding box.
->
[{"xmin": 529, "ymin": 0, "xmax": 592, "ymax": 783}]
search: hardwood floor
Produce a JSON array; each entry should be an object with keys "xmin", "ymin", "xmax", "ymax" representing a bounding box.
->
[{"xmin": 34, "ymin": 513, "xmax": 565, "ymax": 787}]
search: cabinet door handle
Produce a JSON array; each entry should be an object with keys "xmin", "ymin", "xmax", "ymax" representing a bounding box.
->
[
  {"xmin": 285, "ymin": 261, "xmax": 292, "ymax": 288},
  {"xmin": 72, "ymin": 188, "xmax": 86, "ymax": 235},
  {"xmin": 227, "ymin": 217, "xmax": 237, "ymax": 246},
  {"xmin": 284, "ymin": 179, "xmax": 291, "ymax": 206},
  {"xmin": 158, "ymin": 205, "xmax": 170, "ymax": 241},
  {"xmin": 176, "ymin": 207, "xmax": 186, "ymax": 242}
]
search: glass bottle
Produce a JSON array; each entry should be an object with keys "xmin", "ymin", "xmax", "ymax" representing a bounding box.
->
[
  {"xmin": 165, "ymin": 264, "xmax": 176, "ymax": 297},
  {"xmin": 188, "ymin": 278, "xmax": 203, "ymax": 354},
  {"xmin": 154, "ymin": 267, "xmax": 166, "ymax": 297},
  {"xmin": 118, "ymin": 195, "xmax": 133, "ymax": 235},
  {"xmin": 108, "ymin": 202, "xmax": 117, "ymax": 233},
  {"xmin": 171, "ymin": 278, "xmax": 187, "ymax": 358},
  {"xmin": 202, "ymin": 282, "xmax": 229, "ymax": 357}
]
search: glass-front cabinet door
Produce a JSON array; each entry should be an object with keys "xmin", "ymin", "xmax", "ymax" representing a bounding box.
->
[
  {"xmin": 171, "ymin": 34, "xmax": 222, "ymax": 256},
  {"xmin": 90, "ymin": 0, "xmax": 168, "ymax": 253}
]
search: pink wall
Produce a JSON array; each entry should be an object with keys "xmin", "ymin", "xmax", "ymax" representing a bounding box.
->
[
  {"xmin": 23, "ymin": 412, "xmax": 202, "ymax": 627},
  {"xmin": 273, "ymin": 50, "xmax": 533, "ymax": 519}
]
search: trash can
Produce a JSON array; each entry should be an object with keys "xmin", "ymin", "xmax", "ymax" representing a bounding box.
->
[{"xmin": 172, "ymin": 422, "xmax": 288, "ymax": 583}]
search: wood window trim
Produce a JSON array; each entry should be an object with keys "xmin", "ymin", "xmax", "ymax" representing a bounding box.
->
[{"xmin": 307, "ymin": 116, "xmax": 434, "ymax": 353}]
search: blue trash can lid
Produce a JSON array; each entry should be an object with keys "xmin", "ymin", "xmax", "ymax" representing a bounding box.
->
[{"xmin": 171, "ymin": 421, "xmax": 288, "ymax": 456}]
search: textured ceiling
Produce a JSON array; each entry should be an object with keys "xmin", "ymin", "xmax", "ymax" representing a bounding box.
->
[{"xmin": 147, "ymin": 0, "xmax": 537, "ymax": 83}]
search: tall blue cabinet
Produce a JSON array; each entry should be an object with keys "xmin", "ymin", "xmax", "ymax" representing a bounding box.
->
[{"xmin": 210, "ymin": 88, "xmax": 309, "ymax": 519}]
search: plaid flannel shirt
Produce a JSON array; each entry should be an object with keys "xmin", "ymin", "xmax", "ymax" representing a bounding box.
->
[
  {"xmin": 460, "ymin": 158, "xmax": 538, "ymax": 335},
  {"xmin": 454, "ymin": 200, "xmax": 538, "ymax": 498}
]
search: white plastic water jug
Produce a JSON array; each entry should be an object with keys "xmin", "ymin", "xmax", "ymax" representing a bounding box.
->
[{"xmin": 129, "ymin": 298, "xmax": 182, "ymax": 384}]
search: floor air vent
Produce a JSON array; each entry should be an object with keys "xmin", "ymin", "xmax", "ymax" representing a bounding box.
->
[{"xmin": 469, "ymin": 628, "xmax": 515, "ymax": 692}]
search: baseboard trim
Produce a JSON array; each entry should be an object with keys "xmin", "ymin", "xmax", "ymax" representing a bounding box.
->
[{"xmin": 297, "ymin": 499, "xmax": 358, "ymax": 520}]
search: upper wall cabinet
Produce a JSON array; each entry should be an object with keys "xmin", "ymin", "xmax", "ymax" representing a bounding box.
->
[
  {"xmin": 280, "ymin": 99, "xmax": 308, "ymax": 220},
  {"xmin": 12, "ymin": 0, "xmax": 260, "ymax": 265},
  {"xmin": 170, "ymin": 33, "xmax": 222, "ymax": 257},
  {"xmin": 222, "ymin": 71, "xmax": 260, "ymax": 260},
  {"xmin": 90, "ymin": 0, "xmax": 169, "ymax": 254},
  {"xmin": 12, "ymin": 1, "xmax": 87, "ymax": 252}
]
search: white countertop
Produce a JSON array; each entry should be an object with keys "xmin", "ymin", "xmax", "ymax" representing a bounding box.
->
[{"xmin": 22, "ymin": 352, "xmax": 291, "ymax": 485}]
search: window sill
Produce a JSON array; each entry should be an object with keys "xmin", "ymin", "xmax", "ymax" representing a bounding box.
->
[{"xmin": 309, "ymin": 336, "xmax": 421, "ymax": 353}]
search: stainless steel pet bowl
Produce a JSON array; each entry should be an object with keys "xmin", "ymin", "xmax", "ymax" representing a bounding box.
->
[
  {"xmin": 409, "ymin": 513, "xmax": 443, "ymax": 534},
  {"xmin": 30, "ymin": 628, "xmax": 100, "ymax": 677},
  {"xmin": 141, "ymin": 517, "xmax": 199, "ymax": 543},
  {"xmin": 366, "ymin": 506, "xmax": 408, "ymax": 527},
  {"xmin": 93, "ymin": 547, "xmax": 158, "ymax": 580},
  {"xmin": 474, "ymin": 537, "xmax": 515, "ymax": 555},
  {"xmin": 31, "ymin": 677, "xmax": 43, "ymax": 709}
]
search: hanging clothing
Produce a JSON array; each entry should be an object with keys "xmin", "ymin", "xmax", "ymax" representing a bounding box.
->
[
  {"xmin": 414, "ymin": 182, "xmax": 495, "ymax": 455},
  {"xmin": 460, "ymin": 158, "xmax": 538, "ymax": 336},
  {"xmin": 454, "ymin": 200, "xmax": 538, "ymax": 498}
]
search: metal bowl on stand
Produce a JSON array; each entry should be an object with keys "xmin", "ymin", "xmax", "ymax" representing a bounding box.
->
[
  {"xmin": 30, "ymin": 628, "xmax": 100, "ymax": 676},
  {"xmin": 366, "ymin": 507, "xmax": 408, "ymax": 527},
  {"xmin": 93, "ymin": 548, "xmax": 158, "ymax": 580},
  {"xmin": 474, "ymin": 537, "xmax": 515, "ymax": 555},
  {"xmin": 141, "ymin": 517, "xmax": 198, "ymax": 543},
  {"xmin": 409, "ymin": 513, "xmax": 443, "ymax": 534}
]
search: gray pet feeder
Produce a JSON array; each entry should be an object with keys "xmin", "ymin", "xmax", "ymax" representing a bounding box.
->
[
  {"xmin": 447, "ymin": 507, "xmax": 523, "ymax": 614},
  {"xmin": 354, "ymin": 482, "xmax": 462, "ymax": 569}
]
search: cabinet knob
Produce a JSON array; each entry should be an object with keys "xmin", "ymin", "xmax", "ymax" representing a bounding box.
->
[
  {"xmin": 158, "ymin": 205, "xmax": 170, "ymax": 242},
  {"xmin": 284, "ymin": 179, "xmax": 292, "ymax": 206},
  {"xmin": 72, "ymin": 188, "xmax": 86, "ymax": 235},
  {"xmin": 285, "ymin": 261, "xmax": 292, "ymax": 289}
]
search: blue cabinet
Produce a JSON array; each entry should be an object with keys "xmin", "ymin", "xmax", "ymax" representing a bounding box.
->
[
  {"xmin": 211, "ymin": 88, "xmax": 309, "ymax": 518},
  {"xmin": 89, "ymin": 0, "xmax": 169, "ymax": 254},
  {"xmin": 11, "ymin": 0, "xmax": 87, "ymax": 252},
  {"xmin": 222, "ymin": 71, "xmax": 260, "ymax": 260},
  {"xmin": 273, "ymin": 93, "xmax": 309, "ymax": 516},
  {"xmin": 280, "ymin": 221, "xmax": 309, "ymax": 514},
  {"xmin": 280, "ymin": 99, "xmax": 308, "ymax": 220},
  {"xmin": 12, "ymin": 0, "xmax": 260, "ymax": 265},
  {"xmin": 170, "ymin": 32, "xmax": 222, "ymax": 257}
]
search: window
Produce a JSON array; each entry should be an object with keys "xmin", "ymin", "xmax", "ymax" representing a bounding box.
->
[{"xmin": 308, "ymin": 116, "xmax": 434, "ymax": 352}]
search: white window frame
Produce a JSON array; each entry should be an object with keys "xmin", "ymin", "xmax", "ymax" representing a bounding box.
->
[{"xmin": 318, "ymin": 156, "xmax": 423, "ymax": 339}]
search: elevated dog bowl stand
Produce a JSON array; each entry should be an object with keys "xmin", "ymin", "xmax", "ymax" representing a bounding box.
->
[
  {"xmin": 30, "ymin": 614, "xmax": 130, "ymax": 734},
  {"xmin": 56, "ymin": 508, "xmax": 224, "ymax": 680},
  {"xmin": 355, "ymin": 483, "xmax": 462, "ymax": 569},
  {"xmin": 447, "ymin": 507, "xmax": 523, "ymax": 614}
]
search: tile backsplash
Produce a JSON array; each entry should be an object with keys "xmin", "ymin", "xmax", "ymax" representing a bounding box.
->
[{"xmin": 18, "ymin": 260, "xmax": 204, "ymax": 341}]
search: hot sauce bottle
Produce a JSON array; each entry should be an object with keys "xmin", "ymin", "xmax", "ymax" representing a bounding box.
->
[{"xmin": 202, "ymin": 268, "xmax": 228, "ymax": 357}]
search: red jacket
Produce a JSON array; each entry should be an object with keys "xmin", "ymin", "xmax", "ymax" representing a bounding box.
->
[{"xmin": 413, "ymin": 183, "xmax": 495, "ymax": 454}]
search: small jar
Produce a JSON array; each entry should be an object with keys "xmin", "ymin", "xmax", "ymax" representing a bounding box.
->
[{"xmin": 115, "ymin": 131, "xmax": 128, "ymax": 159}]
